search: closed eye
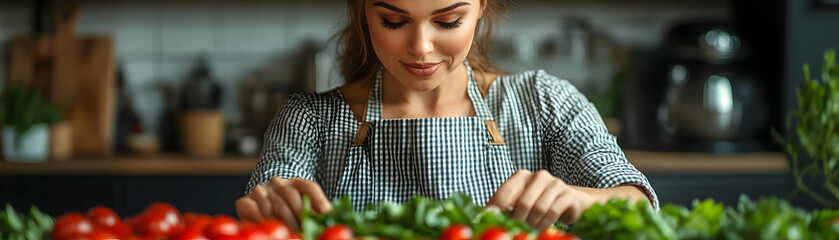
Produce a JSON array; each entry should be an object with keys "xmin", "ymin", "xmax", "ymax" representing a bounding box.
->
[
  {"xmin": 436, "ymin": 17, "xmax": 463, "ymax": 29},
  {"xmin": 381, "ymin": 19, "xmax": 406, "ymax": 30}
]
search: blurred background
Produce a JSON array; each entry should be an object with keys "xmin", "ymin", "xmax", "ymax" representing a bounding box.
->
[{"xmin": 0, "ymin": 0, "xmax": 837, "ymax": 218}]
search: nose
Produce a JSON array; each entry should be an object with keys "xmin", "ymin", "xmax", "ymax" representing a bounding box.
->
[{"xmin": 408, "ymin": 24, "xmax": 434, "ymax": 57}]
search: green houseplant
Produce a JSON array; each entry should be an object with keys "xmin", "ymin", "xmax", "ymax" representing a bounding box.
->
[
  {"xmin": 773, "ymin": 49, "xmax": 839, "ymax": 207},
  {"xmin": 0, "ymin": 84, "xmax": 62, "ymax": 162}
]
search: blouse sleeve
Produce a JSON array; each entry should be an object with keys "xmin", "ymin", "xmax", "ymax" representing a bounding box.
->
[
  {"xmin": 245, "ymin": 93, "xmax": 320, "ymax": 194},
  {"xmin": 536, "ymin": 71, "xmax": 659, "ymax": 208}
]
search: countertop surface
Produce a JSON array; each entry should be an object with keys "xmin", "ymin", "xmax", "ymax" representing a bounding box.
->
[{"xmin": 0, "ymin": 151, "xmax": 788, "ymax": 176}]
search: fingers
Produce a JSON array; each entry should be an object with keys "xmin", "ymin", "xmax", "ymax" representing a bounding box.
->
[
  {"xmin": 268, "ymin": 190, "xmax": 301, "ymax": 231},
  {"xmin": 235, "ymin": 197, "xmax": 263, "ymax": 223},
  {"xmin": 293, "ymin": 180, "xmax": 334, "ymax": 214},
  {"xmin": 523, "ymin": 177, "xmax": 565, "ymax": 227},
  {"xmin": 250, "ymin": 185, "xmax": 277, "ymax": 220},
  {"xmin": 537, "ymin": 193, "xmax": 573, "ymax": 230},
  {"xmin": 512, "ymin": 170, "xmax": 554, "ymax": 221},
  {"xmin": 486, "ymin": 169, "xmax": 531, "ymax": 210},
  {"xmin": 237, "ymin": 177, "xmax": 332, "ymax": 232},
  {"xmin": 270, "ymin": 178, "xmax": 304, "ymax": 220},
  {"xmin": 558, "ymin": 197, "xmax": 583, "ymax": 224}
]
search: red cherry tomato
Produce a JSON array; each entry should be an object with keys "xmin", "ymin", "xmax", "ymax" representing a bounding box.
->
[
  {"xmin": 259, "ymin": 219, "xmax": 290, "ymax": 240},
  {"xmin": 513, "ymin": 232, "xmax": 532, "ymax": 240},
  {"xmin": 132, "ymin": 202, "xmax": 185, "ymax": 238},
  {"xmin": 184, "ymin": 212, "xmax": 212, "ymax": 225},
  {"xmin": 52, "ymin": 212, "xmax": 94, "ymax": 240},
  {"xmin": 480, "ymin": 227, "xmax": 510, "ymax": 240},
  {"xmin": 240, "ymin": 223, "xmax": 270, "ymax": 240},
  {"xmin": 174, "ymin": 227, "xmax": 210, "ymax": 240},
  {"xmin": 87, "ymin": 206, "xmax": 132, "ymax": 237},
  {"xmin": 319, "ymin": 224, "xmax": 354, "ymax": 240},
  {"xmin": 206, "ymin": 215, "xmax": 240, "ymax": 239},
  {"xmin": 537, "ymin": 228, "xmax": 580, "ymax": 240},
  {"xmin": 87, "ymin": 228, "xmax": 119, "ymax": 240},
  {"xmin": 183, "ymin": 213, "xmax": 213, "ymax": 232},
  {"xmin": 289, "ymin": 232, "xmax": 303, "ymax": 240},
  {"xmin": 440, "ymin": 224, "xmax": 473, "ymax": 240}
]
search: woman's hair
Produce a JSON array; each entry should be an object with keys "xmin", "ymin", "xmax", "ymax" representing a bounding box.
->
[{"xmin": 337, "ymin": 0, "xmax": 507, "ymax": 84}]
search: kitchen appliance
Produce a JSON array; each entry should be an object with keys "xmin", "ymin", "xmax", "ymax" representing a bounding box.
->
[
  {"xmin": 179, "ymin": 57, "xmax": 224, "ymax": 157},
  {"xmin": 621, "ymin": 20, "xmax": 773, "ymax": 153}
]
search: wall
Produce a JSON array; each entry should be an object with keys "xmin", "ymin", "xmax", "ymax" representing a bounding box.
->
[
  {"xmin": 0, "ymin": 0, "xmax": 728, "ymax": 142},
  {"xmin": 784, "ymin": 0, "xmax": 839, "ymax": 112}
]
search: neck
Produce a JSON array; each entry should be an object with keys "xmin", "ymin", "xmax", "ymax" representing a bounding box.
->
[{"xmin": 381, "ymin": 64, "xmax": 470, "ymax": 110}]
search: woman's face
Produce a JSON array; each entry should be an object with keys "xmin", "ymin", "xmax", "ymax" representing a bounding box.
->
[{"xmin": 365, "ymin": 0, "xmax": 481, "ymax": 92}]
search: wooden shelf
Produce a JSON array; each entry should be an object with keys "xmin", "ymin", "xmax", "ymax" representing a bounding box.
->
[
  {"xmin": 626, "ymin": 151, "xmax": 788, "ymax": 174},
  {"xmin": 0, "ymin": 151, "xmax": 788, "ymax": 176},
  {"xmin": 0, "ymin": 155, "xmax": 259, "ymax": 176}
]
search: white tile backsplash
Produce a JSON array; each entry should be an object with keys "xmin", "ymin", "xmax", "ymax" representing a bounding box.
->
[
  {"xmin": 122, "ymin": 59, "xmax": 156, "ymax": 89},
  {"xmin": 161, "ymin": 26, "xmax": 218, "ymax": 55},
  {"xmin": 115, "ymin": 26, "xmax": 156, "ymax": 56},
  {"xmin": 1, "ymin": 0, "xmax": 730, "ymax": 133},
  {"xmin": 157, "ymin": 3, "xmax": 220, "ymax": 27},
  {"xmin": 79, "ymin": 0, "xmax": 156, "ymax": 27},
  {"xmin": 283, "ymin": 2, "xmax": 345, "ymax": 45},
  {"xmin": 221, "ymin": 25, "xmax": 284, "ymax": 55},
  {"xmin": 156, "ymin": 59, "xmax": 194, "ymax": 86}
]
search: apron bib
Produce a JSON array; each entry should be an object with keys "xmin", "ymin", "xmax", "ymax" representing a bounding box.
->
[{"xmin": 335, "ymin": 61, "xmax": 516, "ymax": 210}]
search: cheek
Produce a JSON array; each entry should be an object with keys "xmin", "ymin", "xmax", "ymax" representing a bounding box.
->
[
  {"xmin": 436, "ymin": 22, "xmax": 476, "ymax": 60},
  {"xmin": 369, "ymin": 25, "xmax": 403, "ymax": 61}
]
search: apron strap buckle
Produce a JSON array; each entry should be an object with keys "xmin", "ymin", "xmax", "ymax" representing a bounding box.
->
[
  {"xmin": 352, "ymin": 122, "xmax": 371, "ymax": 146},
  {"xmin": 484, "ymin": 120, "xmax": 505, "ymax": 145}
]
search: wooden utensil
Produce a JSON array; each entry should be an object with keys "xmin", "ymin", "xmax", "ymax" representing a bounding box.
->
[{"xmin": 9, "ymin": 5, "xmax": 115, "ymax": 157}]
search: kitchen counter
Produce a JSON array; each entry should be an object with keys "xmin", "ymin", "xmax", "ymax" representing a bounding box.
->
[
  {"xmin": 0, "ymin": 151, "xmax": 787, "ymax": 176},
  {"xmin": 625, "ymin": 151, "xmax": 788, "ymax": 174},
  {"xmin": 0, "ymin": 155, "xmax": 258, "ymax": 176}
]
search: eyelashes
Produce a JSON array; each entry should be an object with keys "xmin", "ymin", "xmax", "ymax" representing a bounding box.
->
[
  {"xmin": 381, "ymin": 19, "xmax": 405, "ymax": 30},
  {"xmin": 438, "ymin": 18, "xmax": 463, "ymax": 29},
  {"xmin": 381, "ymin": 17, "xmax": 463, "ymax": 30}
]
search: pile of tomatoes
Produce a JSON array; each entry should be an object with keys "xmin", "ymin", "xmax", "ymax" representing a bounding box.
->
[
  {"xmin": 439, "ymin": 224, "xmax": 579, "ymax": 240},
  {"xmin": 49, "ymin": 202, "xmax": 578, "ymax": 240},
  {"xmin": 51, "ymin": 203, "xmax": 298, "ymax": 240}
]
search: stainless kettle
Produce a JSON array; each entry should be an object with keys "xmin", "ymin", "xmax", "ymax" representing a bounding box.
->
[
  {"xmin": 658, "ymin": 26, "xmax": 768, "ymax": 141},
  {"xmin": 660, "ymin": 65, "xmax": 767, "ymax": 141}
]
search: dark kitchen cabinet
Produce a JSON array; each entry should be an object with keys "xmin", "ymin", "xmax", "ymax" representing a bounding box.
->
[
  {"xmin": 0, "ymin": 175, "xmax": 250, "ymax": 217},
  {"xmin": 647, "ymin": 173, "xmax": 792, "ymax": 208}
]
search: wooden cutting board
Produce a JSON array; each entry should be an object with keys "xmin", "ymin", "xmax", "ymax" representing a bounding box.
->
[
  {"xmin": 9, "ymin": 6, "xmax": 115, "ymax": 157},
  {"xmin": 73, "ymin": 36, "xmax": 115, "ymax": 157}
]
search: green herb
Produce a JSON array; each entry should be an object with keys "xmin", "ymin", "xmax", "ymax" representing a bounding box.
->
[
  {"xmin": 772, "ymin": 49, "xmax": 839, "ymax": 207},
  {"xmin": 301, "ymin": 193, "xmax": 536, "ymax": 239},
  {"xmin": 568, "ymin": 195, "xmax": 839, "ymax": 240},
  {"xmin": 0, "ymin": 204, "xmax": 54, "ymax": 240},
  {"xmin": 0, "ymin": 84, "xmax": 62, "ymax": 148}
]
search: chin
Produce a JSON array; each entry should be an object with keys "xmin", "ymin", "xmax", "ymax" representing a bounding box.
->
[{"xmin": 400, "ymin": 74, "xmax": 443, "ymax": 92}]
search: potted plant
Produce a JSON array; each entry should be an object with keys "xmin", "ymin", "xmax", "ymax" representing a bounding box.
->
[
  {"xmin": 0, "ymin": 84, "xmax": 62, "ymax": 162},
  {"xmin": 774, "ymin": 49, "xmax": 839, "ymax": 207}
]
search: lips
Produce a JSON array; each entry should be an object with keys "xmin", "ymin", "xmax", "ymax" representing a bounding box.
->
[{"xmin": 402, "ymin": 62, "xmax": 441, "ymax": 77}]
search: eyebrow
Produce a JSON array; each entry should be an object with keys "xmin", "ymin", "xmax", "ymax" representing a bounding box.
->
[{"xmin": 371, "ymin": 1, "xmax": 471, "ymax": 15}]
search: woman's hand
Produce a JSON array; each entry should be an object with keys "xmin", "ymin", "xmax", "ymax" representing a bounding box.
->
[
  {"xmin": 235, "ymin": 177, "xmax": 332, "ymax": 231},
  {"xmin": 486, "ymin": 169, "xmax": 596, "ymax": 231}
]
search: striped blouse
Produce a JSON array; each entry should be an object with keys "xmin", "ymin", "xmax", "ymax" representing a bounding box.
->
[{"xmin": 246, "ymin": 69, "xmax": 659, "ymax": 208}]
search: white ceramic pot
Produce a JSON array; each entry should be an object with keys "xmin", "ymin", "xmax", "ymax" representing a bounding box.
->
[{"xmin": 3, "ymin": 124, "xmax": 50, "ymax": 162}]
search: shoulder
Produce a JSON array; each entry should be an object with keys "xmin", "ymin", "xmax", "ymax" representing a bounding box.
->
[
  {"xmin": 494, "ymin": 70, "xmax": 593, "ymax": 126},
  {"xmin": 279, "ymin": 90, "xmax": 343, "ymax": 119},
  {"xmin": 494, "ymin": 69, "xmax": 586, "ymax": 102}
]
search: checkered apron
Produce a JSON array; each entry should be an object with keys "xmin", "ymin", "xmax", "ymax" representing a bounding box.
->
[{"xmin": 334, "ymin": 62, "xmax": 518, "ymax": 210}]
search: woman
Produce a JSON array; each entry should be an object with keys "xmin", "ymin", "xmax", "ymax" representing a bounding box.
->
[{"xmin": 236, "ymin": 0, "xmax": 658, "ymax": 232}]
